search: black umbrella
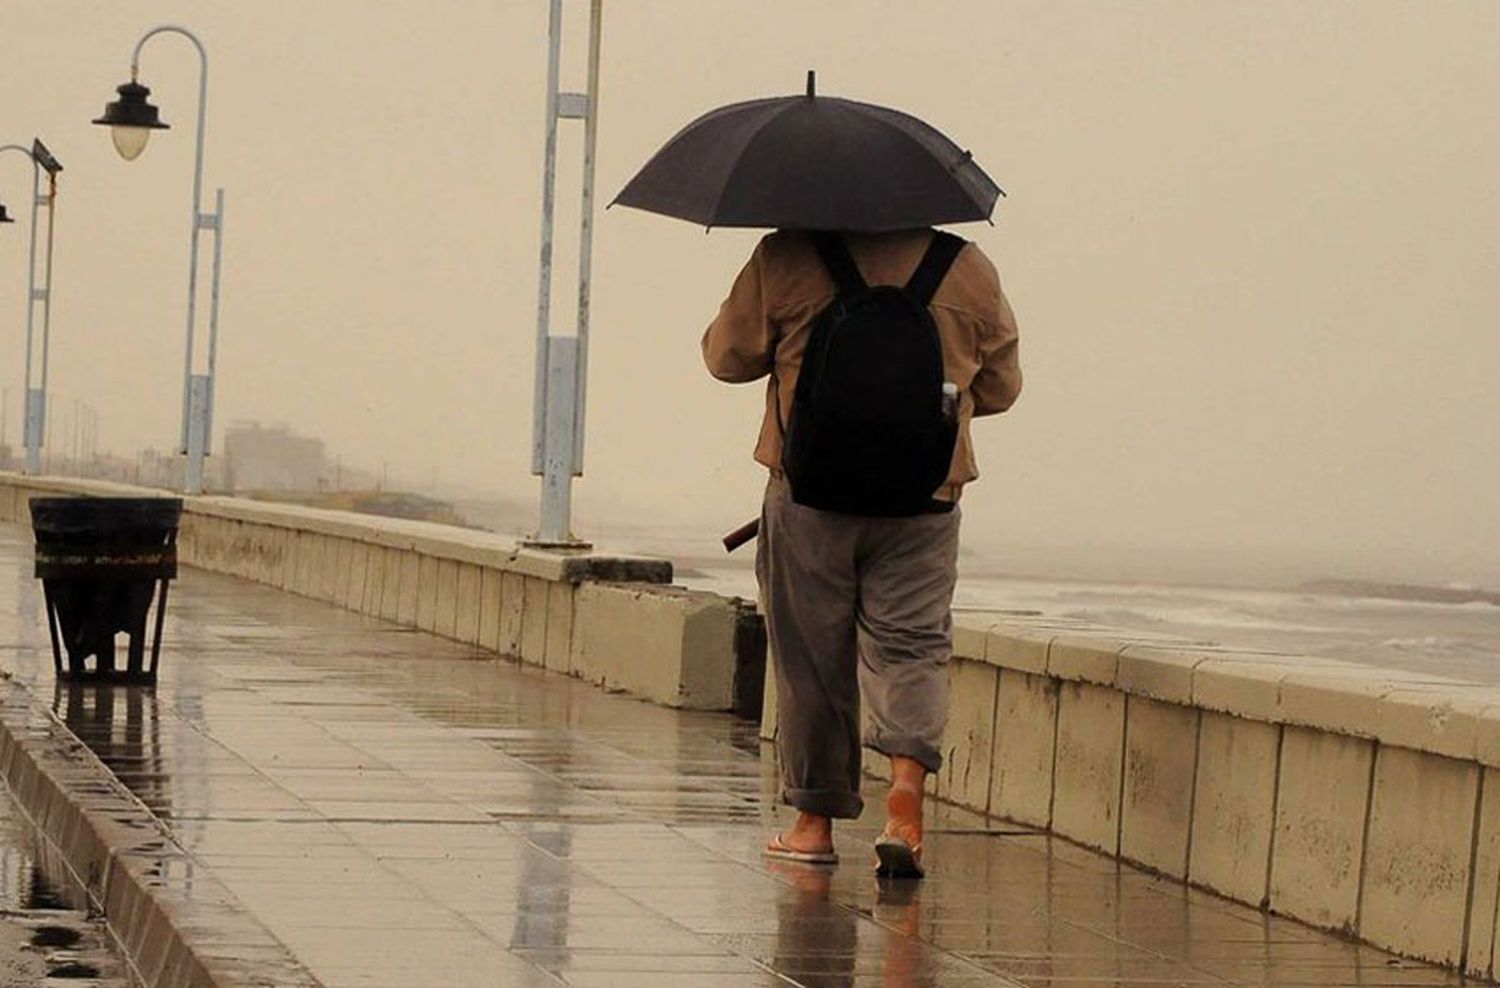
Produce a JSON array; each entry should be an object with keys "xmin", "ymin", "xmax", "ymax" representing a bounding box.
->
[{"xmin": 613, "ymin": 72, "xmax": 1002, "ymax": 233}]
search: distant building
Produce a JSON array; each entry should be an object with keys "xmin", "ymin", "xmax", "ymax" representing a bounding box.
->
[{"xmin": 223, "ymin": 423, "xmax": 326, "ymax": 492}]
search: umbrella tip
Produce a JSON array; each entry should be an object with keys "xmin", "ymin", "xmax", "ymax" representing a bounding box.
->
[{"xmin": 806, "ymin": 69, "xmax": 815, "ymax": 98}]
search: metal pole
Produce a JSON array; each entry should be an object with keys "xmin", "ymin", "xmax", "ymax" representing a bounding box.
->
[
  {"xmin": 22, "ymin": 162, "xmax": 41, "ymax": 476},
  {"xmin": 131, "ymin": 25, "xmax": 213, "ymax": 493},
  {"xmin": 532, "ymin": 0, "xmax": 564, "ymax": 478},
  {"xmin": 0, "ymin": 145, "xmax": 42, "ymax": 473},
  {"xmin": 36, "ymin": 169, "xmax": 57, "ymax": 459},
  {"xmin": 203, "ymin": 186, "xmax": 225, "ymax": 457},
  {"xmin": 571, "ymin": 0, "xmax": 603, "ymax": 473},
  {"xmin": 184, "ymin": 377, "xmax": 207, "ymax": 493},
  {"xmin": 538, "ymin": 337, "xmax": 578, "ymax": 544},
  {"xmin": 43, "ymin": 392, "xmax": 53, "ymax": 472}
]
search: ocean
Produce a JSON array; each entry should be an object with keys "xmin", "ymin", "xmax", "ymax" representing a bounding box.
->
[
  {"xmin": 450, "ymin": 502, "xmax": 1500, "ymax": 686},
  {"xmin": 676, "ymin": 564, "xmax": 1500, "ymax": 685}
]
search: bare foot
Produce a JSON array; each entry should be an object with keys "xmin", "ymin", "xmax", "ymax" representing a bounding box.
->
[{"xmin": 885, "ymin": 755, "xmax": 926, "ymax": 849}]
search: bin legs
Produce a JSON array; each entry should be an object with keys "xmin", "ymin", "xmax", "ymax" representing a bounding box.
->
[
  {"xmin": 41, "ymin": 584, "xmax": 63, "ymax": 678},
  {"xmin": 147, "ymin": 580, "xmax": 170, "ymax": 679},
  {"xmin": 40, "ymin": 577, "xmax": 171, "ymax": 683}
]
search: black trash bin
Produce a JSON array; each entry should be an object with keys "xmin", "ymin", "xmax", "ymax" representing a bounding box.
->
[{"xmin": 29, "ymin": 497, "xmax": 183, "ymax": 682}]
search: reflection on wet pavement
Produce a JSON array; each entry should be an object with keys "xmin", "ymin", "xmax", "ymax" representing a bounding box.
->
[
  {"xmin": 0, "ymin": 526, "xmax": 1476, "ymax": 987},
  {"xmin": 0, "ymin": 761, "xmax": 132, "ymax": 985}
]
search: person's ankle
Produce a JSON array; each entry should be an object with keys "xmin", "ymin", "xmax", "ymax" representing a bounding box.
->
[
  {"xmin": 780, "ymin": 811, "xmax": 833, "ymax": 851},
  {"xmin": 793, "ymin": 810, "xmax": 831, "ymax": 832},
  {"xmin": 886, "ymin": 761, "xmax": 926, "ymax": 844},
  {"xmin": 890, "ymin": 755, "xmax": 928, "ymax": 788}
]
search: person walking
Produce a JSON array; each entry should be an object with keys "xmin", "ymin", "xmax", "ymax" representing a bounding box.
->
[
  {"xmin": 611, "ymin": 72, "xmax": 1014, "ymax": 876},
  {"xmin": 702, "ymin": 226, "xmax": 1021, "ymax": 877}
]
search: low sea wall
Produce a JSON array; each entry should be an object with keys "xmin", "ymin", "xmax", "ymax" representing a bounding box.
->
[
  {"xmin": 765, "ymin": 614, "xmax": 1500, "ymax": 979},
  {"xmin": 0, "ymin": 473, "xmax": 761, "ymax": 714}
]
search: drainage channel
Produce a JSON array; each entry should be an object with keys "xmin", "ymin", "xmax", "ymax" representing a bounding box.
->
[{"xmin": 0, "ymin": 779, "xmax": 131, "ymax": 987}]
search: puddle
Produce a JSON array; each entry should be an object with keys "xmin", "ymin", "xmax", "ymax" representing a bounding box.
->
[{"xmin": 0, "ymin": 783, "xmax": 131, "ymax": 986}]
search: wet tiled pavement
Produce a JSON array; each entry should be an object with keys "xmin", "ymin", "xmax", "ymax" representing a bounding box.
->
[{"xmin": 0, "ymin": 525, "xmax": 1476, "ymax": 987}]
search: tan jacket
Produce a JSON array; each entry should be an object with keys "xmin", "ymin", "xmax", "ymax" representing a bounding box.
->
[{"xmin": 702, "ymin": 228, "xmax": 1022, "ymax": 501}]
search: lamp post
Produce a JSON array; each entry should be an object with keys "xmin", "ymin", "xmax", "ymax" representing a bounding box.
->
[
  {"xmin": 1, "ymin": 140, "xmax": 62, "ymax": 476},
  {"xmin": 93, "ymin": 25, "xmax": 226, "ymax": 495},
  {"xmin": 529, "ymin": 0, "xmax": 603, "ymax": 548}
]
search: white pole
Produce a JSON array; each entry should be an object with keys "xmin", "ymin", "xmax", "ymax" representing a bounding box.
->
[
  {"xmin": 532, "ymin": 0, "xmax": 564, "ymax": 478},
  {"xmin": 22, "ymin": 161, "xmax": 40, "ymax": 476},
  {"xmin": 131, "ymin": 25, "xmax": 217, "ymax": 494},
  {"xmin": 35, "ymin": 166, "xmax": 57, "ymax": 474},
  {"xmin": 204, "ymin": 187, "xmax": 225, "ymax": 457},
  {"xmin": 538, "ymin": 338, "xmax": 578, "ymax": 544},
  {"xmin": 571, "ymin": 0, "xmax": 603, "ymax": 473},
  {"xmin": 0, "ymin": 145, "xmax": 43, "ymax": 473}
]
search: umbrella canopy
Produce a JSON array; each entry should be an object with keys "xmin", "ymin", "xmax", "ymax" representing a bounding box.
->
[{"xmin": 613, "ymin": 72, "xmax": 1002, "ymax": 233}]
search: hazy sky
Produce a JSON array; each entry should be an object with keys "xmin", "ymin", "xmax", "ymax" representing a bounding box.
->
[{"xmin": 3, "ymin": 2, "xmax": 1498, "ymax": 585}]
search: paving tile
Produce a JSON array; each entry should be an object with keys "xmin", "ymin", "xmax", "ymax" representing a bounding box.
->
[
  {"xmin": 556, "ymin": 974, "xmax": 785, "ymax": 988},
  {"xmin": 510, "ymin": 949, "xmax": 763, "ymax": 973},
  {"xmin": 275, "ymin": 927, "xmax": 554, "ymax": 987}
]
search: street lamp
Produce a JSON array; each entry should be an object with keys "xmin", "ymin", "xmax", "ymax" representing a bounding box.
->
[
  {"xmin": 94, "ymin": 81, "xmax": 168, "ymax": 161},
  {"xmin": 92, "ymin": 25, "xmax": 226, "ymax": 496},
  {"xmin": 1, "ymin": 139, "xmax": 62, "ymax": 476}
]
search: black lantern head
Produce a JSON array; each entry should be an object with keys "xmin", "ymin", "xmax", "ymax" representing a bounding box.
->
[
  {"xmin": 32, "ymin": 139, "xmax": 62, "ymax": 177},
  {"xmin": 93, "ymin": 80, "xmax": 169, "ymax": 161}
]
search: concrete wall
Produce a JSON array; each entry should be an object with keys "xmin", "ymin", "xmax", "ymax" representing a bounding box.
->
[
  {"xmin": 764, "ymin": 615, "xmax": 1500, "ymax": 980},
  {"xmin": 0, "ymin": 473, "xmax": 755, "ymax": 712}
]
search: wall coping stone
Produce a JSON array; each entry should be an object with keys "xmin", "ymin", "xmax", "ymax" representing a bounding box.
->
[
  {"xmin": 956, "ymin": 610, "xmax": 1500, "ymax": 768},
  {"xmin": 0, "ymin": 472, "xmax": 671, "ymax": 584}
]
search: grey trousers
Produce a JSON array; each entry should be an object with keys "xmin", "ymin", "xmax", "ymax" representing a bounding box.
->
[{"xmin": 756, "ymin": 476, "xmax": 960, "ymax": 820}]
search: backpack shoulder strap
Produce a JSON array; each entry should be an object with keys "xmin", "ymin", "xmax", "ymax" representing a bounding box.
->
[
  {"xmin": 810, "ymin": 232, "xmax": 867, "ymax": 295},
  {"xmin": 904, "ymin": 231, "xmax": 967, "ymax": 306}
]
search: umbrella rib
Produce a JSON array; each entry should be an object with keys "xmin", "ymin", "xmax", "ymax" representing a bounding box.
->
[
  {"xmin": 708, "ymin": 99, "xmax": 806, "ymax": 228},
  {"xmin": 858, "ymin": 107, "xmax": 1001, "ymax": 204}
]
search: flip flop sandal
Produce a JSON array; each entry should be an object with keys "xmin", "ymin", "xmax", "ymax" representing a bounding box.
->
[
  {"xmin": 764, "ymin": 833, "xmax": 839, "ymax": 866},
  {"xmin": 874, "ymin": 833, "xmax": 925, "ymax": 879}
]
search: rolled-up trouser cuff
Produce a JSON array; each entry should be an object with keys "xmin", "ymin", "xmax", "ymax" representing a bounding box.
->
[
  {"xmin": 867, "ymin": 736, "xmax": 944, "ymax": 774},
  {"xmin": 783, "ymin": 787, "xmax": 864, "ymax": 820}
]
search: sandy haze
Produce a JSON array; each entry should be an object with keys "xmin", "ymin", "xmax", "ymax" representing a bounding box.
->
[{"xmin": 2, "ymin": 1, "xmax": 1497, "ymax": 586}]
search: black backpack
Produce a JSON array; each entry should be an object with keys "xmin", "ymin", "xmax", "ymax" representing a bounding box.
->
[{"xmin": 781, "ymin": 231, "xmax": 966, "ymax": 517}]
